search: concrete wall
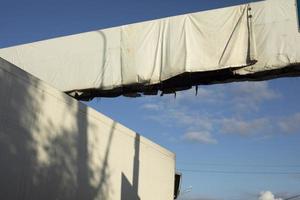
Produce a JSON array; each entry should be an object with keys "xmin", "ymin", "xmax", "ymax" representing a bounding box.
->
[{"xmin": 0, "ymin": 58, "xmax": 175, "ymax": 200}]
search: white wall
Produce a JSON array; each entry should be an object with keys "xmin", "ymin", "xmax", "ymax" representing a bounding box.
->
[{"xmin": 0, "ymin": 58, "xmax": 175, "ymax": 200}]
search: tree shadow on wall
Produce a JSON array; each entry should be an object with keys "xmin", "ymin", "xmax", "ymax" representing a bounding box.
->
[{"xmin": 0, "ymin": 58, "xmax": 124, "ymax": 200}]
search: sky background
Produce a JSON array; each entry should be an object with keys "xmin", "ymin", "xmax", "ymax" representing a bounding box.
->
[{"xmin": 1, "ymin": 0, "xmax": 299, "ymax": 199}]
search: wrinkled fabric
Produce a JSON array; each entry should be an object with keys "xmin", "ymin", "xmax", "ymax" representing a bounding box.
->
[
  {"xmin": 0, "ymin": 4, "xmax": 252, "ymax": 92},
  {"xmin": 234, "ymin": 0, "xmax": 300, "ymax": 75}
]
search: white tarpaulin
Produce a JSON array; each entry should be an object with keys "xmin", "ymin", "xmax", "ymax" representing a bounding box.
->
[
  {"xmin": 0, "ymin": 0, "xmax": 300, "ymax": 98},
  {"xmin": 235, "ymin": 0, "xmax": 300, "ymax": 75}
]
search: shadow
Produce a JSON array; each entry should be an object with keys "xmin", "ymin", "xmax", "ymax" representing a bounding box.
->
[
  {"xmin": 94, "ymin": 30, "xmax": 108, "ymax": 89},
  {"xmin": 67, "ymin": 30, "xmax": 108, "ymax": 100},
  {"xmin": 121, "ymin": 134, "xmax": 141, "ymax": 200},
  {"xmin": 0, "ymin": 57, "xmax": 43, "ymax": 200},
  {"xmin": 76, "ymin": 105, "xmax": 90, "ymax": 200},
  {"xmin": 0, "ymin": 58, "xmax": 116, "ymax": 200},
  {"xmin": 93, "ymin": 121, "xmax": 116, "ymax": 199},
  {"xmin": 76, "ymin": 106, "xmax": 116, "ymax": 200},
  {"xmin": 121, "ymin": 173, "xmax": 140, "ymax": 200}
]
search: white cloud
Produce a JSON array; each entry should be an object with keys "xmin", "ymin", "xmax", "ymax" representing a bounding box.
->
[
  {"xmin": 229, "ymin": 82, "xmax": 280, "ymax": 112},
  {"xmin": 168, "ymin": 109, "xmax": 213, "ymax": 131},
  {"xmin": 143, "ymin": 99, "xmax": 214, "ymax": 131},
  {"xmin": 175, "ymin": 86, "xmax": 221, "ymax": 104},
  {"xmin": 231, "ymin": 82, "xmax": 279, "ymax": 102},
  {"xmin": 174, "ymin": 82, "xmax": 279, "ymax": 112},
  {"xmin": 220, "ymin": 117, "xmax": 270, "ymax": 136},
  {"xmin": 180, "ymin": 198, "xmax": 217, "ymax": 200},
  {"xmin": 140, "ymin": 81, "xmax": 283, "ymax": 143},
  {"xmin": 279, "ymin": 113, "xmax": 300, "ymax": 134},
  {"xmin": 258, "ymin": 191, "xmax": 282, "ymax": 200},
  {"xmin": 141, "ymin": 103, "xmax": 161, "ymax": 111},
  {"xmin": 182, "ymin": 131, "xmax": 217, "ymax": 144}
]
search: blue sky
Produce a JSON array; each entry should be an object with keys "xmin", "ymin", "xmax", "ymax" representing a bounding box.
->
[
  {"xmin": 1, "ymin": 0, "xmax": 299, "ymax": 199},
  {"xmin": 0, "ymin": 0, "xmax": 259, "ymax": 47},
  {"xmin": 87, "ymin": 80, "xmax": 300, "ymax": 200}
]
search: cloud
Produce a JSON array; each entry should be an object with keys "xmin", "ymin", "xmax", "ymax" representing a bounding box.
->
[
  {"xmin": 168, "ymin": 109, "xmax": 213, "ymax": 131},
  {"xmin": 231, "ymin": 82, "xmax": 279, "ymax": 102},
  {"xmin": 180, "ymin": 198, "xmax": 217, "ymax": 200},
  {"xmin": 178, "ymin": 194, "xmax": 218, "ymax": 200},
  {"xmin": 229, "ymin": 82, "xmax": 280, "ymax": 112},
  {"xmin": 220, "ymin": 117, "xmax": 270, "ymax": 136},
  {"xmin": 182, "ymin": 131, "xmax": 218, "ymax": 144},
  {"xmin": 144, "ymin": 103, "xmax": 217, "ymax": 144},
  {"xmin": 258, "ymin": 191, "xmax": 282, "ymax": 200},
  {"xmin": 143, "ymin": 99, "xmax": 214, "ymax": 131},
  {"xmin": 175, "ymin": 86, "xmax": 222, "ymax": 104},
  {"xmin": 140, "ymin": 81, "xmax": 283, "ymax": 143},
  {"xmin": 141, "ymin": 103, "xmax": 161, "ymax": 111},
  {"xmin": 174, "ymin": 82, "xmax": 279, "ymax": 112},
  {"xmin": 279, "ymin": 113, "xmax": 300, "ymax": 134}
]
